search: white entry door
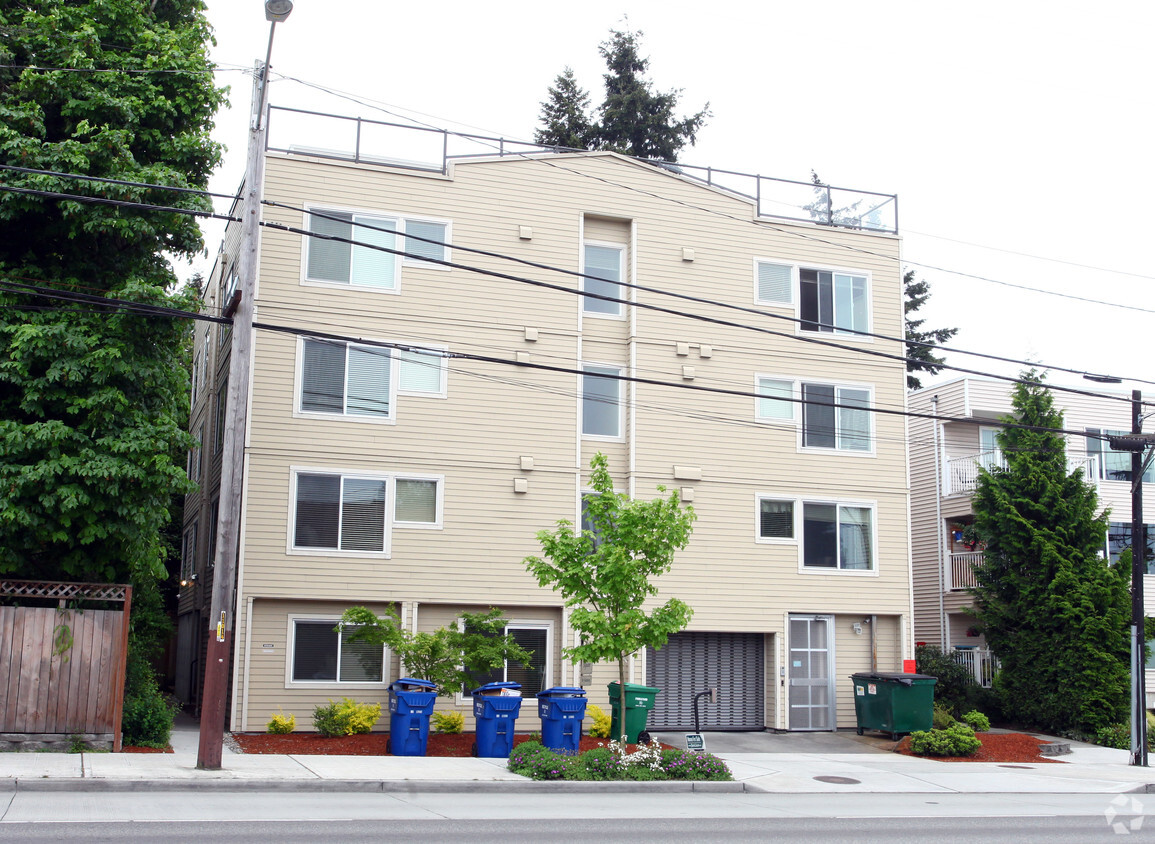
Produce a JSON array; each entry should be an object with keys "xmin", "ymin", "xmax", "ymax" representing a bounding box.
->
[{"xmin": 788, "ymin": 615, "xmax": 836, "ymax": 730}]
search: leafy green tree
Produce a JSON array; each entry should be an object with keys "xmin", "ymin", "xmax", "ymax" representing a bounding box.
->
[
  {"xmin": 904, "ymin": 270, "xmax": 958, "ymax": 389},
  {"xmin": 533, "ymin": 68, "xmax": 595, "ymax": 150},
  {"xmin": 525, "ymin": 453, "xmax": 696, "ymax": 740},
  {"xmin": 534, "ymin": 29, "xmax": 709, "ymax": 162},
  {"xmin": 0, "ymin": 0, "xmax": 225, "ymax": 585},
  {"xmin": 969, "ymin": 372, "xmax": 1130, "ymax": 735},
  {"xmin": 339, "ymin": 606, "xmax": 534, "ymax": 696}
]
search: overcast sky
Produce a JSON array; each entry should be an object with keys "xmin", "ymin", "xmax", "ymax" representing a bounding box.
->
[{"xmin": 195, "ymin": 0, "xmax": 1154, "ymax": 395}]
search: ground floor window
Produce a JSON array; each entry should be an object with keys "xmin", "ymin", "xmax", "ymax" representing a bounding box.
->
[
  {"xmin": 290, "ymin": 618, "xmax": 385, "ymax": 683},
  {"xmin": 464, "ymin": 624, "xmax": 549, "ymax": 696}
]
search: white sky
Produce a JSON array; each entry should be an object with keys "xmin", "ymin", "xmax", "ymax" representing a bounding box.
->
[{"xmin": 194, "ymin": 0, "xmax": 1154, "ymax": 394}]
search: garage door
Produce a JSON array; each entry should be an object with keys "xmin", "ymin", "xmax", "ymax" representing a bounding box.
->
[{"xmin": 646, "ymin": 632, "xmax": 765, "ymax": 730}]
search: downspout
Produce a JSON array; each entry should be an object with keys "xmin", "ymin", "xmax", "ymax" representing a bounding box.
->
[{"xmin": 933, "ymin": 395, "xmax": 947, "ymax": 647}]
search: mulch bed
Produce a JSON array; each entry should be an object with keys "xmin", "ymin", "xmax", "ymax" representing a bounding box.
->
[
  {"xmin": 232, "ymin": 732, "xmax": 665, "ymax": 757},
  {"xmin": 120, "ymin": 745, "xmax": 173, "ymax": 753},
  {"xmin": 895, "ymin": 731, "xmax": 1062, "ymax": 763}
]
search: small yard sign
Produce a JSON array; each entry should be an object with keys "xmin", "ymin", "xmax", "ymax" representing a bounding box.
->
[{"xmin": 685, "ymin": 733, "xmax": 706, "ymax": 752}]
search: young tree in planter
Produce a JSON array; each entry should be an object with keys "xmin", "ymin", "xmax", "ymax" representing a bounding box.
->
[
  {"xmin": 969, "ymin": 371, "xmax": 1130, "ymax": 735},
  {"xmin": 339, "ymin": 606, "xmax": 534, "ymax": 695},
  {"xmin": 525, "ymin": 452, "xmax": 696, "ymax": 741}
]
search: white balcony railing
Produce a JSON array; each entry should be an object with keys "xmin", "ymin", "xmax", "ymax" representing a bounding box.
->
[
  {"xmin": 944, "ymin": 453, "xmax": 1098, "ymax": 496},
  {"xmin": 950, "ymin": 552, "xmax": 984, "ymax": 590},
  {"xmin": 951, "ymin": 648, "xmax": 1000, "ymax": 688}
]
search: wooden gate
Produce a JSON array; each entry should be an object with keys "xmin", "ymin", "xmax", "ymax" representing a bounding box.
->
[{"xmin": 0, "ymin": 580, "xmax": 132, "ymax": 751}]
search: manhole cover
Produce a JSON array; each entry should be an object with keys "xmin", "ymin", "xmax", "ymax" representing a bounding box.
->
[
  {"xmin": 813, "ymin": 775, "xmax": 861, "ymax": 784},
  {"xmin": 998, "ymin": 764, "xmax": 1033, "ymax": 769}
]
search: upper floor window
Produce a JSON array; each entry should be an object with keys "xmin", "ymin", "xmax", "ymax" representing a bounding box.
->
[
  {"xmin": 181, "ymin": 522, "xmax": 198, "ymax": 581},
  {"xmin": 583, "ymin": 243, "xmax": 624, "ymax": 317},
  {"xmin": 803, "ymin": 502, "xmax": 874, "ymax": 571},
  {"xmin": 758, "ymin": 498, "xmax": 795, "ymax": 541},
  {"xmin": 305, "ymin": 208, "xmax": 449, "ymax": 291},
  {"xmin": 1086, "ymin": 429, "xmax": 1155, "ymax": 483},
  {"xmin": 301, "ymin": 339, "xmax": 392, "ymax": 420},
  {"xmin": 755, "ymin": 261, "xmax": 793, "ymax": 306},
  {"xmin": 756, "ymin": 377, "xmax": 795, "ymax": 422},
  {"xmin": 214, "ymin": 378, "xmax": 228, "ymax": 454},
  {"xmin": 800, "ymin": 268, "xmax": 868, "ymax": 333},
  {"xmin": 582, "ymin": 365, "xmax": 623, "ymax": 438},
  {"xmin": 802, "ymin": 383, "xmax": 871, "ymax": 452},
  {"xmin": 1107, "ymin": 522, "xmax": 1155, "ymax": 573}
]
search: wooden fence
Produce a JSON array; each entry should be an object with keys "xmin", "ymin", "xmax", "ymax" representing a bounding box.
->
[{"xmin": 0, "ymin": 580, "xmax": 132, "ymax": 751}]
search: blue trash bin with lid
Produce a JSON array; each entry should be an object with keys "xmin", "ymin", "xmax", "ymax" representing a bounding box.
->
[
  {"xmin": 537, "ymin": 686, "xmax": 587, "ymax": 754},
  {"xmin": 471, "ymin": 681, "xmax": 522, "ymax": 757},
  {"xmin": 387, "ymin": 678, "xmax": 437, "ymax": 756}
]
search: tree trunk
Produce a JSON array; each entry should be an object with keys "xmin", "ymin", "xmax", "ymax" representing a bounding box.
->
[{"xmin": 618, "ymin": 653, "xmax": 628, "ymax": 743}]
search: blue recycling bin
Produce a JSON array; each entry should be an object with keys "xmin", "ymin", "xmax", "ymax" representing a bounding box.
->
[
  {"xmin": 471, "ymin": 681, "xmax": 523, "ymax": 757},
  {"xmin": 537, "ymin": 686, "xmax": 587, "ymax": 754},
  {"xmin": 387, "ymin": 677, "xmax": 437, "ymax": 756}
]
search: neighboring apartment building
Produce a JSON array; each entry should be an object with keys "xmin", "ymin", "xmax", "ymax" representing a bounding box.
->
[
  {"xmin": 909, "ymin": 376, "xmax": 1155, "ymax": 701},
  {"xmin": 177, "ymin": 110, "xmax": 912, "ymax": 733}
]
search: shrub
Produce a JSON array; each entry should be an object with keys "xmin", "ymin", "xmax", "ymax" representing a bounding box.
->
[
  {"xmin": 267, "ymin": 709, "xmax": 296, "ymax": 734},
  {"xmin": 509, "ymin": 741, "xmax": 732, "ymax": 781},
  {"xmin": 908, "ymin": 722, "xmax": 981, "ymax": 757},
  {"xmin": 579, "ymin": 747, "xmax": 625, "ymax": 780},
  {"xmin": 932, "ymin": 703, "xmax": 956, "ymax": 730},
  {"xmin": 1095, "ymin": 722, "xmax": 1131, "ymax": 750},
  {"xmin": 961, "ymin": 710, "xmax": 990, "ymax": 732},
  {"xmin": 508, "ymin": 741, "xmax": 574, "ymax": 780},
  {"xmin": 916, "ymin": 644, "xmax": 982, "ymax": 716},
  {"xmin": 431, "ymin": 711, "xmax": 464, "ymax": 734},
  {"xmin": 313, "ymin": 698, "xmax": 381, "ymax": 737},
  {"xmin": 586, "ymin": 703, "xmax": 611, "ymax": 739},
  {"xmin": 658, "ymin": 748, "xmax": 733, "ymax": 781},
  {"xmin": 121, "ymin": 659, "xmax": 175, "ymax": 748}
]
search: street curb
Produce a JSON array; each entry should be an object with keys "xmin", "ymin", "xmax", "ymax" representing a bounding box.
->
[{"xmin": 0, "ymin": 777, "xmax": 747, "ymax": 794}]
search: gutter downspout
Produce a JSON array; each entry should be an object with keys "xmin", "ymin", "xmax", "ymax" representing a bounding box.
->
[{"xmin": 932, "ymin": 395, "xmax": 947, "ymax": 647}]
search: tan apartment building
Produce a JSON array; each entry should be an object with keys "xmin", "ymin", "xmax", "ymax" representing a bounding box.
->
[
  {"xmin": 178, "ymin": 111, "xmax": 913, "ymax": 733},
  {"xmin": 909, "ymin": 376, "xmax": 1155, "ymax": 701}
]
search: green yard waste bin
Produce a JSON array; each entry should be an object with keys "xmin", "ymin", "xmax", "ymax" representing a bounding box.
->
[
  {"xmin": 607, "ymin": 682, "xmax": 660, "ymax": 743},
  {"xmin": 851, "ymin": 672, "xmax": 937, "ymax": 740}
]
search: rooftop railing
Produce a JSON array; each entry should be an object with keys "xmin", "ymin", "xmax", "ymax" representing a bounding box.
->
[{"xmin": 265, "ymin": 106, "xmax": 898, "ymax": 234}]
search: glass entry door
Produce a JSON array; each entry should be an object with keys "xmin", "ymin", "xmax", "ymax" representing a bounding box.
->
[{"xmin": 788, "ymin": 615, "xmax": 835, "ymax": 730}]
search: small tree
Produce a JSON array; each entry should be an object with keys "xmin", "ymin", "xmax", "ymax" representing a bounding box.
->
[
  {"xmin": 904, "ymin": 270, "xmax": 958, "ymax": 389},
  {"xmin": 339, "ymin": 606, "xmax": 533, "ymax": 696},
  {"xmin": 970, "ymin": 371, "xmax": 1130, "ymax": 735},
  {"xmin": 533, "ymin": 68, "xmax": 595, "ymax": 150},
  {"xmin": 525, "ymin": 453, "xmax": 696, "ymax": 740}
]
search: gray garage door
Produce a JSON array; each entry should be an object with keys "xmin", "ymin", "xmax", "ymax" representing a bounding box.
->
[{"xmin": 646, "ymin": 632, "xmax": 765, "ymax": 730}]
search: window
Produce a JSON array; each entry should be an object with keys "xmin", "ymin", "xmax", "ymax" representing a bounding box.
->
[
  {"xmin": 181, "ymin": 522, "xmax": 197, "ymax": 581},
  {"xmin": 583, "ymin": 243, "xmax": 624, "ymax": 316},
  {"xmin": 1106, "ymin": 522, "xmax": 1155, "ymax": 574},
  {"xmin": 220, "ymin": 269, "xmax": 237, "ymax": 347},
  {"xmin": 1087, "ymin": 429, "xmax": 1155, "ymax": 483},
  {"xmin": 465, "ymin": 624, "xmax": 549, "ymax": 696},
  {"xmin": 291, "ymin": 619, "xmax": 385, "ymax": 683},
  {"xmin": 191, "ymin": 346, "xmax": 203, "ymax": 403},
  {"xmin": 756, "ymin": 377, "xmax": 795, "ymax": 422},
  {"xmin": 207, "ymin": 498, "xmax": 219, "ymax": 570},
  {"xmin": 291, "ymin": 470, "xmax": 442, "ymax": 553},
  {"xmin": 304, "ymin": 208, "xmax": 448, "ymax": 290},
  {"xmin": 801, "ymin": 383, "xmax": 871, "ymax": 451},
  {"xmin": 580, "ymin": 493, "xmax": 608, "ymax": 548},
  {"xmin": 294, "ymin": 473, "xmax": 388, "ymax": 552},
  {"xmin": 187, "ymin": 424, "xmax": 204, "ymax": 484},
  {"xmin": 300, "ymin": 339, "xmax": 392, "ymax": 419},
  {"xmin": 755, "ymin": 261, "xmax": 792, "ymax": 305},
  {"xmin": 758, "ymin": 499, "xmax": 795, "ymax": 540},
  {"xmin": 397, "ymin": 347, "xmax": 447, "ymax": 396},
  {"xmin": 978, "ymin": 426, "xmax": 1003, "ymax": 471},
  {"xmin": 214, "ymin": 378, "xmax": 228, "ymax": 454},
  {"xmin": 582, "ymin": 365, "xmax": 623, "ymax": 438},
  {"xmin": 803, "ymin": 503, "xmax": 874, "ymax": 570},
  {"xmin": 800, "ymin": 268, "xmax": 868, "ymax": 333}
]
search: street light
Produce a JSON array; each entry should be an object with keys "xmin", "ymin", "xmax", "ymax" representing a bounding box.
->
[{"xmin": 197, "ymin": 0, "xmax": 293, "ymax": 771}]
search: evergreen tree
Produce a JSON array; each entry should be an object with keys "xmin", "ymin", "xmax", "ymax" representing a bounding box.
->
[
  {"xmin": 970, "ymin": 373, "xmax": 1130, "ymax": 735},
  {"xmin": 0, "ymin": 0, "xmax": 225, "ymax": 584},
  {"xmin": 904, "ymin": 270, "xmax": 958, "ymax": 389},
  {"xmin": 534, "ymin": 29, "xmax": 710, "ymax": 162},
  {"xmin": 533, "ymin": 68, "xmax": 595, "ymax": 150}
]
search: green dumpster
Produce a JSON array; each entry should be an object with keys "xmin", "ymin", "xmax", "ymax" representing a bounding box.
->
[
  {"xmin": 607, "ymin": 682, "xmax": 660, "ymax": 743},
  {"xmin": 851, "ymin": 672, "xmax": 937, "ymax": 740}
]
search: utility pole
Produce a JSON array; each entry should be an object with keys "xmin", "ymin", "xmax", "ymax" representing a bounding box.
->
[{"xmin": 197, "ymin": 0, "xmax": 293, "ymax": 770}]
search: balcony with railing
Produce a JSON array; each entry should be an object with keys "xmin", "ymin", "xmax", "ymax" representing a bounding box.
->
[
  {"xmin": 950, "ymin": 551, "xmax": 984, "ymax": 590},
  {"xmin": 952, "ymin": 648, "xmax": 999, "ymax": 688},
  {"xmin": 263, "ymin": 105, "xmax": 899, "ymax": 234},
  {"xmin": 944, "ymin": 453, "xmax": 1098, "ymax": 497}
]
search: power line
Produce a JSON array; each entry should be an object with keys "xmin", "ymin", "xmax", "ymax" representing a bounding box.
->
[{"xmin": 0, "ymin": 164, "xmax": 241, "ymax": 202}]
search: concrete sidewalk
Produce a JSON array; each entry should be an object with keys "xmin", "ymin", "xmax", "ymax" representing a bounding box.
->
[{"xmin": 3, "ymin": 716, "xmax": 1155, "ymax": 795}]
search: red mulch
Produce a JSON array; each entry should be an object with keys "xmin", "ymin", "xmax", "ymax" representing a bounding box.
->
[
  {"xmin": 895, "ymin": 731, "xmax": 1062, "ymax": 763},
  {"xmin": 232, "ymin": 732, "xmax": 665, "ymax": 756},
  {"xmin": 121, "ymin": 745, "xmax": 174, "ymax": 753}
]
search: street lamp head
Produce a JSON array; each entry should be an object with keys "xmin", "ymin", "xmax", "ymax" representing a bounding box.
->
[{"xmin": 265, "ymin": 0, "xmax": 293, "ymax": 22}]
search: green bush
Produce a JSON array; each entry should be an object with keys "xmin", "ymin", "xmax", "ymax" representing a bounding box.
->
[
  {"xmin": 313, "ymin": 698, "xmax": 381, "ymax": 737},
  {"xmin": 908, "ymin": 723, "xmax": 981, "ymax": 757},
  {"xmin": 580, "ymin": 747, "xmax": 625, "ymax": 780},
  {"xmin": 916, "ymin": 644, "xmax": 982, "ymax": 716},
  {"xmin": 961, "ymin": 710, "xmax": 991, "ymax": 732},
  {"xmin": 121, "ymin": 667, "xmax": 175, "ymax": 748},
  {"xmin": 267, "ymin": 709, "xmax": 295, "ymax": 734},
  {"xmin": 508, "ymin": 741, "xmax": 733, "ymax": 782},
  {"xmin": 431, "ymin": 711, "xmax": 464, "ymax": 734},
  {"xmin": 932, "ymin": 703, "xmax": 956, "ymax": 730},
  {"xmin": 658, "ymin": 748, "xmax": 732, "ymax": 780},
  {"xmin": 508, "ymin": 741, "xmax": 575, "ymax": 780},
  {"xmin": 1095, "ymin": 722, "xmax": 1131, "ymax": 750}
]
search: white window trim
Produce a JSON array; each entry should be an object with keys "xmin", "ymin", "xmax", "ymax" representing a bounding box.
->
[
  {"xmin": 581, "ymin": 240, "xmax": 627, "ymax": 320},
  {"xmin": 285, "ymin": 614, "xmax": 391, "ymax": 690},
  {"xmin": 796, "ymin": 262, "xmax": 873, "ymax": 338},
  {"xmin": 287, "ymin": 467, "xmax": 444, "ymax": 557},
  {"xmin": 755, "ymin": 493, "xmax": 800, "ymax": 545},
  {"xmin": 580, "ymin": 362, "xmax": 626, "ymax": 442},
  {"xmin": 797, "ymin": 498, "xmax": 879, "ymax": 577},
  {"xmin": 752, "ymin": 258, "xmax": 796, "ymax": 308},
  {"xmin": 403, "ymin": 216, "xmax": 453, "ymax": 270},
  {"xmin": 396, "ymin": 342, "xmax": 449, "ymax": 399},
  {"xmin": 454, "ymin": 618, "xmax": 553, "ymax": 703},
  {"xmin": 181, "ymin": 521, "xmax": 198, "ymax": 580},
  {"xmin": 797, "ymin": 378, "xmax": 876, "ymax": 457},
  {"xmin": 754, "ymin": 374, "xmax": 799, "ymax": 425},
  {"xmin": 293, "ymin": 335, "xmax": 398, "ymax": 425}
]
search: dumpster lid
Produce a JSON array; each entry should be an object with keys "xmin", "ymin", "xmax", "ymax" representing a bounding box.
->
[
  {"xmin": 471, "ymin": 681, "xmax": 522, "ymax": 696},
  {"xmin": 537, "ymin": 686, "xmax": 586, "ymax": 698},
  {"xmin": 851, "ymin": 672, "xmax": 937, "ymax": 683},
  {"xmin": 391, "ymin": 677, "xmax": 436, "ymax": 691}
]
